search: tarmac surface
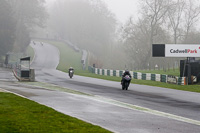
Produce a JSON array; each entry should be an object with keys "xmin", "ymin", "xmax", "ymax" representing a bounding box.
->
[{"xmin": 0, "ymin": 42, "xmax": 200, "ymax": 133}]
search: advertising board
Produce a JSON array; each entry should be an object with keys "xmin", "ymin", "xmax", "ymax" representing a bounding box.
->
[
  {"xmin": 167, "ymin": 75, "xmax": 177, "ymax": 84},
  {"xmin": 165, "ymin": 44, "xmax": 200, "ymax": 57}
]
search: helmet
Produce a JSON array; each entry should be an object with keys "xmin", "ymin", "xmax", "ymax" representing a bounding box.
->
[
  {"xmin": 125, "ymin": 70, "xmax": 129, "ymax": 74},
  {"xmin": 125, "ymin": 70, "xmax": 129, "ymax": 73}
]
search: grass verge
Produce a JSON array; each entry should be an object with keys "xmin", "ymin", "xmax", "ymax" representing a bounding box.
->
[
  {"xmin": 136, "ymin": 68, "xmax": 180, "ymax": 76},
  {"xmin": 0, "ymin": 92, "xmax": 111, "ymax": 133},
  {"xmin": 37, "ymin": 40, "xmax": 82, "ymax": 71}
]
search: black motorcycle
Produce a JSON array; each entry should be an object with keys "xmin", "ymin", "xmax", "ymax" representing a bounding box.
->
[{"xmin": 122, "ymin": 75, "xmax": 131, "ymax": 90}]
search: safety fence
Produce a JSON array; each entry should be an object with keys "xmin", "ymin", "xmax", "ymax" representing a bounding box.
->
[
  {"xmin": 88, "ymin": 66, "xmax": 186, "ymax": 85},
  {"xmin": 13, "ymin": 64, "xmax": 21, "ymax": 78}
]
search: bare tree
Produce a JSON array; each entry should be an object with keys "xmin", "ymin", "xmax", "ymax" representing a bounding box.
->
[
  {"xmin": 168, "ymin": 0, "xmax": 185, "ymax": 44},
  {"xmin": 120, "ymin": 0, "xmax": 200, "ymax": 70},
  {"xmin": 184, "ymin": 0, "xmax": 200, "ymax": 42},
  {"xmin": 136, "ymin": 0, "xmax": 170, "ymax": 67},
  {"xmin": 0, "ymin": 0, "xmax": 16, "ymax": 57},
  {"xmin": 121, "ymin": 0, "xmax": 179, "ymax": 70},
  {"xmin": 122, "ymin": 15, "xmax": 172, "ymax": 70},
  {"xmin": 7, "ymin": 0, "xmax": 48, "ymax": 52},
  {"xmin": 141, "ymin": 0, "xmax": 170, "ymax": 43}
]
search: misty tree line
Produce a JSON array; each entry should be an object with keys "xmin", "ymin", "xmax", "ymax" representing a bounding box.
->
[
  {"xmin": 121, "ymin": 0, "xmax": 200, "ymax": 70},
  {"xmin": 48, "ymin": 0, "xmax": 117, "ymax": 67},
  {"xmin": 0, "ymin": 0, "xmax": 47, "ymax": 60}
]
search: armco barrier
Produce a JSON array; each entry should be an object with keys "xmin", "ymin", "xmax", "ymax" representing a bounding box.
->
[
  {"xmin": 88, "ymin": 66, "xmax": 186, "ymax": 85},
  {"xmin": 155, "ymin": 74, "xmax": 161, "ymax": 81},
  {"xmin": 151, "ymin": 74, "xmax": 156, "ymax": 81},
  {"xmin": 116, "ymin": 70, "xmax": 119, "ymax": 77},
  {"xmin": 107, "ymin": 69, "xmax": 110, "ymax": 76},
  {"xmin": 99, "ymin": 69, "xmax": 102, "ymax": 75},
  {"xmin": 113, "ymin": 70, "xmax": 116, "ymax": 76},
  {"xmin": 104, "ymin": 69, "xmax": 108, "ymax": 76},
  {"xmin": 177, "ymin": 77, "xmax": 186, "ymax": 85},
  {"xmin": 101, "ymin": 69, "xmax": 104, "ymax": 75},
  {"xmin": 120, "ymin": 71, "xmax": 123, "ymax": 77},
  {"xmin": 161, "ymin": 75, "xmax": 167, "ymax": 83},
  {"xmin": 142, "ymin": 73, "xmax": 146, "ymax": 80},
  {"xmin": 137, "ymin": 72, "xmax": 142, "ymax": 80},
  {"xmin": 133, "ymin": 72, "xmax": 137, "ymax": 79},
  {"xmin": 146, "ymin": 73, "xmax": 151, "ymax": 80}
]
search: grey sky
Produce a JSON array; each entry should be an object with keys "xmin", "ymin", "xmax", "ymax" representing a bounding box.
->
[
  {"xmin": 46, "ymin": 0, "xmax": 139, "ymax": 24},
  {"xmin": 102, "ymin": 0, "xmax": 139, "ymax": 24}
]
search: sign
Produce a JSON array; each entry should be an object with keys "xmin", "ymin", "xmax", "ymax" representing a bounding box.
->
[
  {"xmin": 165, "ymin": 44, "xmax": 200, "ymax": 57},
  {"xmin": 152, "ymin": 44, "xmax": 165, "ymax": 57},
  {"xmin": 167, "ymin": 75, "xmax": 177, "ymax": 84},
  {"xmin": 192, "ymin": 76, "xmax": 197, "ymax": 83}
]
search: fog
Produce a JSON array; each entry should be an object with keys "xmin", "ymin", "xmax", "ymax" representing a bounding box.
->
[
  {"xmin": 101, "ymin": 0, "xmax": 139, "ymax": 24},
  {"xmin": 0, "ymin": 0, "xmax": 47, "ymax": 61},
  {"xmin": 1, "ymin": 0, "xmax": 200, "ymax": 70},
  {"xmin": 42, "ymin": 0, "xmax": 124, "ymax": 69}
]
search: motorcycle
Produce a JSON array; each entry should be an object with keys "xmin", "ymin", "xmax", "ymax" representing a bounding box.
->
[
  {"xmin": 122, "ymin": 75, "xmax": 131, "ymax": 90},
  {"xmin": 69, "ymin": 70, "xmax": 74, "ymax": 78}
]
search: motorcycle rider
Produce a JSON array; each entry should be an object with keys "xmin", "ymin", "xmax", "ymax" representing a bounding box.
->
[
  {"xmin": 68, "ymin": 67, "xmax": 74, "ymax": 76},
  {"xmin": 121, "ymin": 70, "xmax": 132, "ymax": 85}
]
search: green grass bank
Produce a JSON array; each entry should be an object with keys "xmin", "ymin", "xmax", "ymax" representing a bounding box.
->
[{"xmin": 0, "ymin": 92, "xmax": 111, "ymax": 133}]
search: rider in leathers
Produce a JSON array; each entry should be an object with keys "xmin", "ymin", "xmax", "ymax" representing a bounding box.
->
[
  {"xmin": 121, "ymin": 70, "xmax": 132, "ymax": 85},
  {"xmin": 68, "ymin": 67, "xmax": 74, "ymax": 76}
]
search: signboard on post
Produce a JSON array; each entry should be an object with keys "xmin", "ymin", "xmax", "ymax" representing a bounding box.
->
[
  {"xmin": 165, "ymin": 44, "xmax": 200, "ymax": 57},
  {"xmin": 152, "ymin": 44, "xmax": 200, "ymax": 84},
  {"xmin": 20, "ymin": 57, "xmax": 30, "ymax": 78},
  {"xmin": 152, "ymin": 44, "xmax": 200, "ymax": 57}
]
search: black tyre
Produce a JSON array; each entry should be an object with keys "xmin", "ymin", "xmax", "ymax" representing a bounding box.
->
[
  {"xmin": 69, "ymin": 73, "xmax": 73, "ymax": 78},
  {"xmin": 125, "ymin": 82, "xmax": 129, "ymax": 90},
  {"xmin": 122, "ymin": 84, "xmax": 125, "ymax": 90}
]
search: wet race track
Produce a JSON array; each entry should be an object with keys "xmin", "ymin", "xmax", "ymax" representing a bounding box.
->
[{"xmin": 1, "ymin": 42, "xmax": 200, "ymax": 133}]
